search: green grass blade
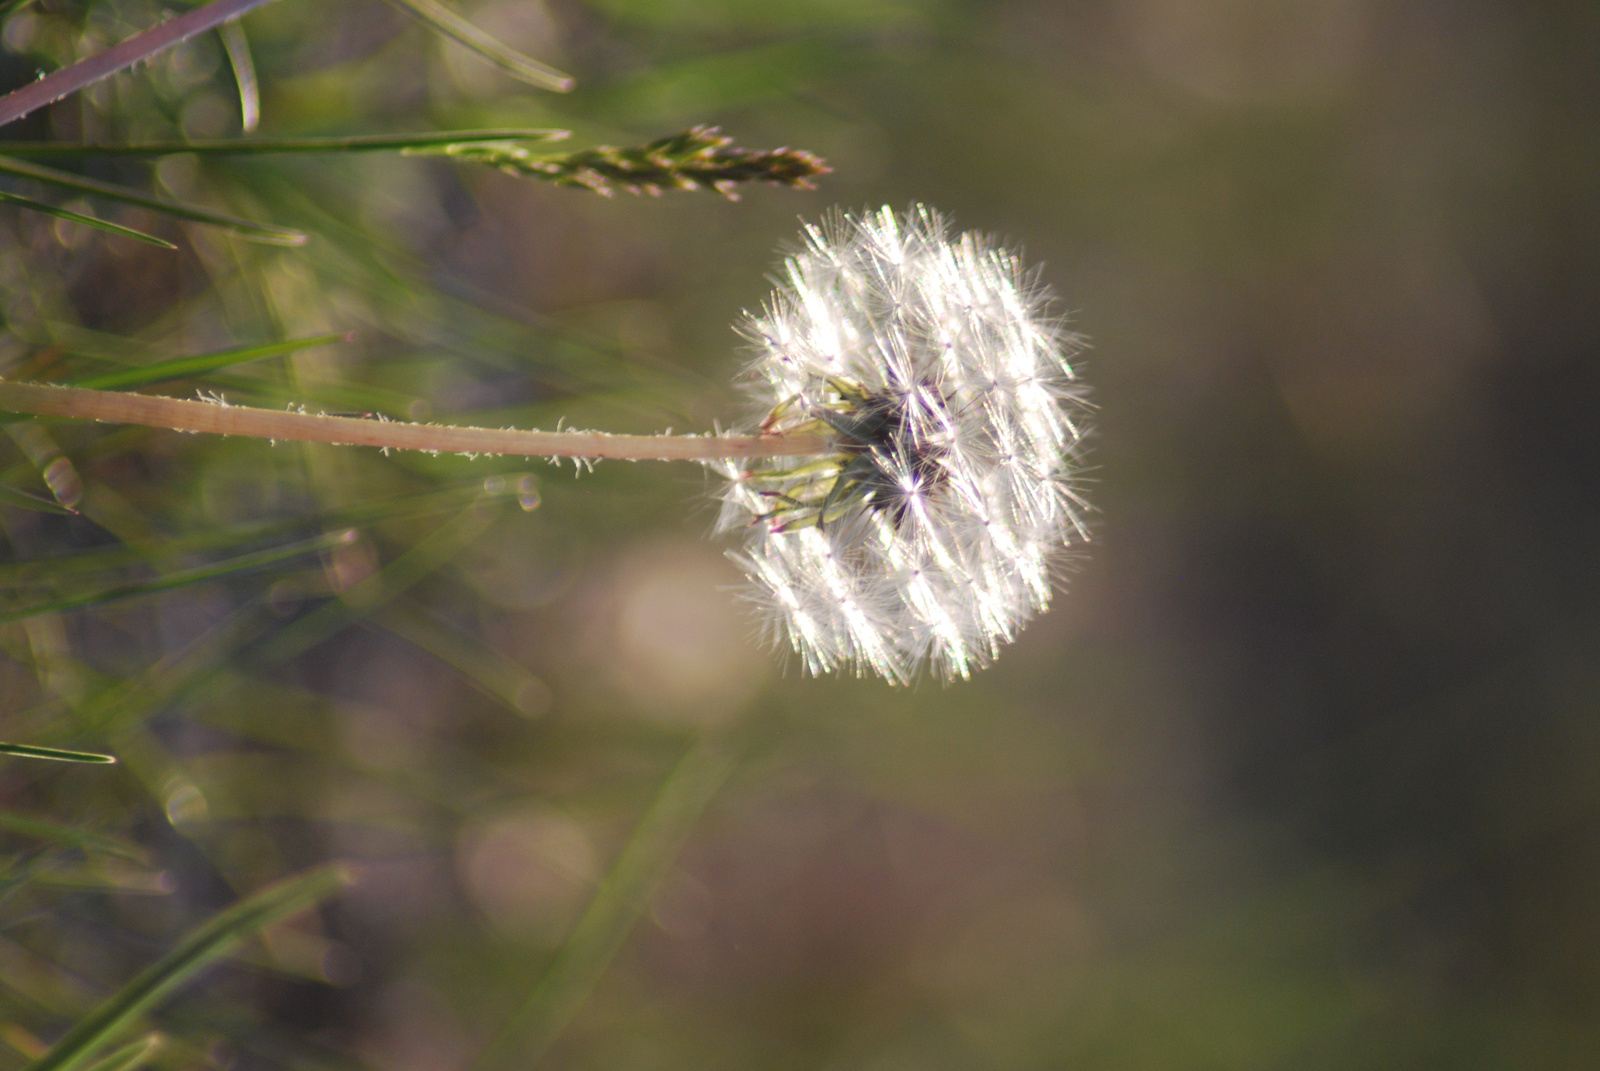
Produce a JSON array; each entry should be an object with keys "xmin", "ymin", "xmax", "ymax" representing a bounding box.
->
[
  {"xmin": 0, "ymin": 481, "xmax": 78, "ymax": 515},
  {"xmin": 218, "ymin": 20, "xmax": 259, "ymax": 133},
  {"xmin": 382, "ymin": 0, "xmax": 574, "ymax": 91},
  {"xmin": 0, "ymin": 130, "xmax": 568, "ymax": 157},
  {"xmin": 0, "ymin": 743, "xmax": 115, "ymax": 764},
  {"xmin": 0, "ymin": 157, "xmax": 304, "ymax": 245},
  {"xmin": 77, "ymin": 1034, "xmax": 161, "ymax": 1071},
  {"xmin": 476, "ymin": 735, "xmax": 740, "ymax": 1070},
  {"xmin": 22, "ymin": 864, "xmax": 351, "ymax": 1071},
  {"xmin": 244, "ymin": 503, "xmax": 499, "ymax": 668},
  {"xmin": 0, "ymin": 476, "xmax": 519, "ymax": 588},
  {"xmin": 0, "ymin": 190, "xmax": 176, "ymax": 249},
  {"xmin": 66, "ymin": 334, "xmax": 349, "ymax": 390},
  {"xmin": 373, "ymin": 601, "xmax": 550, "ymax": 717},
  {"xmin": 0, "ymin": 814, "xmax": 146, "ymax": 862},
  {"xmin": 0, "ymin": 531, "xmax": 352, "ymax": 626}
]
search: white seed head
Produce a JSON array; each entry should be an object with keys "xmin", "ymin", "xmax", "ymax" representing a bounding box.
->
[{"xmin": 715, "ymin": 205, "xmax": 1091, "ymax": 684}]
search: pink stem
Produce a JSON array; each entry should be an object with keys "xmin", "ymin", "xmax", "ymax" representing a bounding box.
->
[{"xmin": 0, "ymin": 380, "xmax": 826, "ymax": 462}]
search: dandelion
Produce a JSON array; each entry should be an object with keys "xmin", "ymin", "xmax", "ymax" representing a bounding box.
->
[
  {"xmin": 0, "ymin": 205, "xmax": 1088, "ymax": 683},
  {"xmin": 715, "ymin": 206, "xmax": 1091, "ymax": 683}
]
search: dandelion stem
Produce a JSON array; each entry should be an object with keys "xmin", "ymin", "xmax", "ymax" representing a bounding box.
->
[{"xmin": 0, "ymin": 380, "xmax": 826, "ymax": 462}]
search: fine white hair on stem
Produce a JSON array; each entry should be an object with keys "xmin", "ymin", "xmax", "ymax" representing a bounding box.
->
[{"xmin": 714, "ymin": 205, "xmax": 1091, "ymax": 684}]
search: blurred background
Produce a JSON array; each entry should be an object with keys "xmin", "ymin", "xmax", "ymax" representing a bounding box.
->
[{"xmin": 1, "ymin": 0, "xmax": 1598, "ymax": 1068}]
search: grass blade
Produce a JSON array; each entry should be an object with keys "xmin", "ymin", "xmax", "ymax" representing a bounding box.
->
[
  {"xmin": 0, "ymin": 743, "xmax": 115, "ymax": 764},
  {"xmin": 382, "ymin": 0, "xmax": 574, "ymax": 92},
  {"xmin": 218, "ymin": 20, "xmax": 259, "ymax": 134},
  {"xmin": 0, "ymin": 481, "xmax": 78, "ymax": 515},
  {"xmin": 0, "ymin": 531, "xmax": 353, "ymax": 626},
  {"xmin": 0, "ymin": 814, "xmax": 146, "ymax": 862},
  {"xmin": 22, "ymin": 864, "xmax": 351, "ymax": 1071},
  {"xmin": 0, "ymin": 0, "xmax": 280, "ymax": 129},
  {"xmin": 66, "ymin": 334, "xmax": 349, "ymax": 390},
  {"xmin": 0, "ymin": 476, "xmax": 519, "ymax": 589},
  {"xmin": 0, "ymin": 157, "xmax": 304, "ymax": 245},
  {"xmin": 0, "ymin": 190, "xmax": 175, "ymax": 248},
  {"xmin": 476, "ymin": 735, "xmax": 739, "ymax": 1070},
  {"xmin": 78, "ymin": 1034, "xmax": 161, "ymax": 1071},
  {"xmin": 0, "ymin": 130, "xmax": 568, "ymax": 157},
  {"xmin": 373, "ymin": 600, "xmax": 551, "ymax": 717},
  {"xmin": 244, "ymin": 502, "xmax": 499, "ymax": 667}
]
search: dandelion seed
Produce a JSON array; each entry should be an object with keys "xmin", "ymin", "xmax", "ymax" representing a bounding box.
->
[{"xmin": 714, "ymin": 205, "xmax": 1091, "ymax": 684}]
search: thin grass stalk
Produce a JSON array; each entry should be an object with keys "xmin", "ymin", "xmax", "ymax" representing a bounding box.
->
[
  {"xmin": 22, "ymin": 864, "xmax": 351, "ymax": 1071},
  {"xmin": 476, "ymin": 735, "xmax": 740, "ymax": 1070}
]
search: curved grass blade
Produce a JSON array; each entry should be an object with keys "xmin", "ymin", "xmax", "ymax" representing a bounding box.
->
[
  {"xmin": 475, "ymin": 735, "xmax": 739, "ymax": 1071},
  {"xmin": 382, "ymin": 0, "xmax": 574, "ymax": 91},
  {"xmin": 78, "ymin": 1034, "xmax": 161, "ymax": 1071},
  {"xmin": 0, "ymin": 743, "xmax": 115, "ymax": 764},
  {"xmin": 0, "ymin": 814, "xmax": 146, "ymax": 863},
  {"xmin": 0, "ymin": 481, "xmax": 77, "ymax": 515},
  {"xmin": 0, "ymin": 191, "xmax": 175, "ymax": 249},
  {"xmin": 67, "ymin": 334, "xmax": 349, "ymax": 391},
  {"xmin": 0, "ymin": 531, "xmax": 354, "ymax": 626},
  {"xmin": 22, "ymin": 864, "xmax": 351, "ymax": 1071},
  {"xmin": 374, "ymin": 600, "xmax": 551, "ymax": 718},
  {"xmin": 217, "ymin": 20, "xmax": 259, "ymax": 133},
  {"xmin": 0, "ymin": 157, "xmax": 303, "ymax": 245},
  {"xmin": 0, "ymin": 130, "xmax": 568, "ymax": 157}
]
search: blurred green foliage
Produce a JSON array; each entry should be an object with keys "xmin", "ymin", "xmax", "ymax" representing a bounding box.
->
[{"xmin": 1, "ymin": 1, "xmax": 1598, "ymax": 1070}]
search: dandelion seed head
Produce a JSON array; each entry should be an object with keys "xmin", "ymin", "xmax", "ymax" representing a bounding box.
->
[{"xmin": 715, "ymin": 205, "xmax": 1091, "ymax": 683}]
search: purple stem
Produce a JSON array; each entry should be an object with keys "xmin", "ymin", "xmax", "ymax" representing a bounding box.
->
[{"xmin": 0, "ymin": 0, "xmax": 280, "ymax": 129}]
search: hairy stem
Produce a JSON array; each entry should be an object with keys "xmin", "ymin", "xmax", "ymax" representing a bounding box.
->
[
  {"xmin": 0, "ymin": 0, "xmax": 280, "ymax": 129},
  {"xmin": 0, "ymin": 380, "xmax": 826, "ymax": 462}
]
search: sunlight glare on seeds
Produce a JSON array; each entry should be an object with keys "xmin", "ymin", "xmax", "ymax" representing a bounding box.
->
[{"xmin": 715, "ymin": 206, "xmax": 1091, "ymax": 683}]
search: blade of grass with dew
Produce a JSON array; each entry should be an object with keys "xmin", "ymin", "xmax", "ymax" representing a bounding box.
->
[
  {"xmin": 65, "ymin": 334, "xmax": 349, "ymax": 391},
  {"xmin": 475, "ymin": 734, "xmax": 740, "ymax": 1071},
  {"xmin": 381, "ymin": 0, "xmax": 573, "ymax": 91},
  {"xmin": 0, "ymin": 191, "xmax": 176, "ymax": 249},
  {"xmin": 0, "ymin": 743, "xmax": 115, "ymax": 764},
  {"xmin": 0, "ymin": 131, "xmax": 569, "ymax": 157},
  {"xmin": 0, "ymin": 531, "xmax": 353, "ymax": 626},
  {"xmin": 0, "ymin": 157, "xmax": 303, "ymax": 245},
  {"xmin": 20, "ymin": 863, "xmax": 351, "ymax": 1071},
  {"xmin": 217, "ymin": 20, "xmax": 259, "ymax": 133},
  {"xmin": 0, "ymin": 815, "xmax": 146, "ymax": 863},
  {"xmin": 77, "ymin": 1034, "xmax": 161, "ymax": 1071}
]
